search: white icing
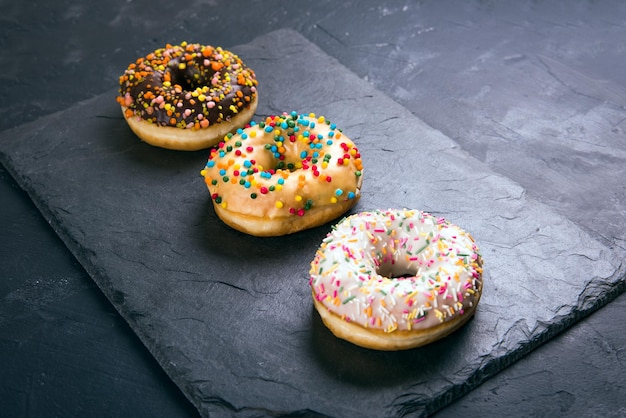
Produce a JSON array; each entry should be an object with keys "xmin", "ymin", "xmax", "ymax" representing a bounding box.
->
[{"xmin": 309, "ymin": 209, "xmax": 482, "ymax": 332}]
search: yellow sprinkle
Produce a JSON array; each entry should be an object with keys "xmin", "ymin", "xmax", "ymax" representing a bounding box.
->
[
  {"xmin": 275, "ymin": 201, "xmax": 284, "ymax": 209},
  {"xmin": 295, "ymin": 195, "xmax": 302, "ymax": 202},
  {"xmin": 330, "ymin": 197, "xmax": 338, "ymax": 204},
  {"xmin": 178, "ymin": 63, "xmax": 186, "ymax": 70}
]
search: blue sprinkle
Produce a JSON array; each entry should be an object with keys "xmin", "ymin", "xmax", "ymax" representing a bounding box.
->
[
  {"xmin": 219, "ymin": 151, "xmax": 226, "ymax": 158},
  {"xmin": 244, "ymin": 181, "xmax": 251, "ymax": 188},
  {"xmin": 277, "ymin": 178, "xmax": 285, "ymax": 185},
  {"xmin": 300, "ymin": 151, "xmax": 308, "ymax": 159},
  {"xmin": 265, "ymin": 125, "xmax": 274, "ymax": 133},
  {"xmin": 236, "ymin": 128, "xmax": 243, "ymax": 134},
  {"xmin": 335, "ymin": 189, "xmax": 344, "ymax": 196},
  {"xmin": 206, "ymin": 161, "xmax": 215, "ymax": 168},
  {"xmin": 243, "ymin": 160, "xmax": 252, "ymax": 168},
  {"xmin": 347, "ymin": 191, "xmax": 355, "ymax": 199},
  {"xmin": 330, "ymin": 123, "xmax": 336, "ymax": 130},
  {"xmin": 241, "ymin": 133, "xmax": 248, "ymax": 139},
  {"xmin": 219, "ymin": 169, "xmax": 226, "ymax": 176},
  {"xmin": 326, "ymin": 140, "xmax": 334, "ymax": 145}
]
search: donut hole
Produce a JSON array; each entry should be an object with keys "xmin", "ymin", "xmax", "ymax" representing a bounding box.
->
[
  {"xmin": 377, "ymin": 262, "xmax": 419, "ymax": 280},
  {"xmin": 259, "ymin": 114, "xmax": 333, "ymax": 173},
  {"xmin": 167, "ymin": 60, "xmax": 214, "ymax": 91}
]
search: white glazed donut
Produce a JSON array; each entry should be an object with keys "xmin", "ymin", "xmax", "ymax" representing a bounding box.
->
[{"xmin": 309, "ymin": 209, "xmax": 483, "ymax": 351}]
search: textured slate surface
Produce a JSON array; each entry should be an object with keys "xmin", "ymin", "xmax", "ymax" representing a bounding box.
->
[{"xmin": 0, "ymin": 29, "xmax": 623, "ymax": 417}]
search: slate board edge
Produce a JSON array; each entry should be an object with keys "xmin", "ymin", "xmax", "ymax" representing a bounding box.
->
[{"xmin": 0, "ymin": 149, "xmax": 203, "ymax": 415}]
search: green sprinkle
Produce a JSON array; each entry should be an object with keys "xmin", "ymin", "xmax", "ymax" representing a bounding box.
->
[
  {"xmin": 342, "ymin": 295, "xmax": 356, "ymax": 304},
  {"xmin": 416, "ymin": 240, "xmax": 430, "ymax": 254}
]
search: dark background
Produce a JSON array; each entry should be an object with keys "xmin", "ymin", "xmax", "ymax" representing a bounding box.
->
[{"xmin": 2, "ymin": 1, "xmax": 625, "ymax": 416}]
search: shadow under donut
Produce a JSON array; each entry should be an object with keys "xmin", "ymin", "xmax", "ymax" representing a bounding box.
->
[{"xmin": 307, "ymin": 305, "xmax": 478, "ymax": 389}]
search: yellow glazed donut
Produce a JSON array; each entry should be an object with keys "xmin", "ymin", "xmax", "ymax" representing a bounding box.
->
[
  {"xmin": 200, "ymin": 112, "xmax": 364, "ymax": 236},
  {"xmin": 309, "ymin": 209, "xmax": 483, "ymax": 351},
  {"xmin": 117, "ymin": 42, "xmax": 258, "ymax": 151}
]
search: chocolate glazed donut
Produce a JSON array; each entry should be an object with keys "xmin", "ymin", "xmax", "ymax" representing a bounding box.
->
[{"xmin": 117, "ymin": 42, "xmax": 258, "ymax": 151}]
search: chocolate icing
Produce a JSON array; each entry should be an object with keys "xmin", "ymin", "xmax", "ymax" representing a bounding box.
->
[{"xmin": 117, "ymin": 43, "xmax": 258, "ymax": 128}]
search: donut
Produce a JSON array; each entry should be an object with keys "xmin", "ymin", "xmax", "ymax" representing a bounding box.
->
[
  {"xmin": 116, "ymin": 42, "xmax": 258, "ymax": 151},
  {"xmin": 309, "ymin": 209, "xmax": 483, "ymax": 351},
  {"xmin": 200, "ymin": 112, "xmax": 364, "ymax": 236}
]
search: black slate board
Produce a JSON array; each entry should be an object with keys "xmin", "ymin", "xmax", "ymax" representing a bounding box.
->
[{"xmin": 0, "ymin": 29, "xmax": 623, "ymax": 417}]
